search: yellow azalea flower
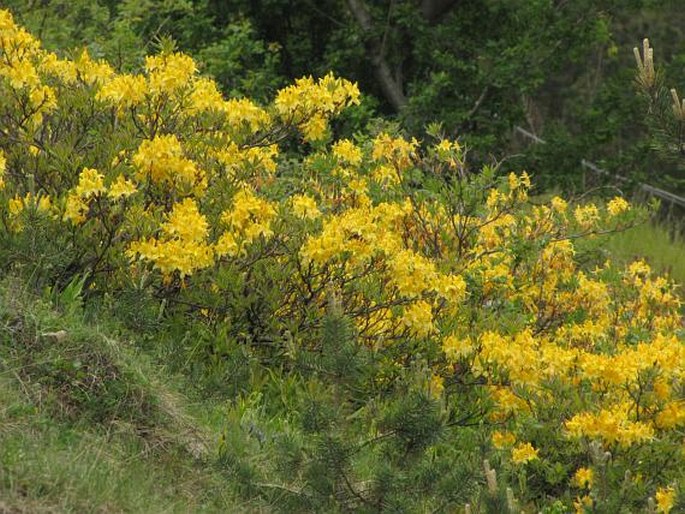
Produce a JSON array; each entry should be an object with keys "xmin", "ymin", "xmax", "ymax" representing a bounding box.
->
[
  {"xmin": 8, "ymin": 193, "xmax": 52, "ymax": 216},
  {"xmin": 188, "ymin": 77, "xmax": 224, "ymax": 114},
  {"xmin": 332, "ymin": 139, "xmax": 362, "ymax": 166},
  {"xmin": 132, "ymin": 134, "xmax": 204, "ymax": 191},
  {"xmin": 4, "ymin": 59, "xmax": 40, "ymax": 89},
  {"xmin": 63, "ymin": 193, "xmax": 88, "ymax": 224},
  {"xmin": 222, "ymin": 188, "xmax": 277, "ymax": 240},
  {"xmin": 574, "ymin": 495, "xmax": 593, "ymax": 514},
  {"xmin": 221, "ymin": 98, "xmax": 271, "ymax": 131},
  {"xmin": 434, "ymin": 138, "xmax": 461, "ymax": 167},
  {"xmin": 511, "ymin": 442, "xmax": 539, "ymax": 464},
  {"xmin": 274, "ymin": 73, "xmax": 359, "ymax": 140},
  {"xmin": 108, "ymin": 175, "xmax": 137, "ymax": 199},
  {"xmin": 573, "ymin": 467, "xmax": 594, "ymax": 489},
  {"xmin": 215, "ymin": 142, "xmax": 278, "ymax": 177},
  {"xmin": 162, "ymin": 198, "xmax": 209, "ymax": 242},
  {"xmin": 607, "ymin": 196, "xmax": 630, "ymax": 216},
  {"xmin": 387, "ymin": 249, "xmax": 437, "ymax": 297},
  {"xmin": 75, "ymin": 49, "xmax": 114, "ymax": 85},
  {"xmin": 486, "ymin": 188, "xmax": 504, "ymax": 210},
  {"xmin": 145, "ymin": 52, "xmax": 197, "ymax": 95},
  {"xmin": 372, "ymin": 133, "xmax": 418, "ymax": 171},
  {"xmin": 442, "ymin": 334, "xmax": 473, "ymax": 361},
  {"xmin": 433, "ymin": 273, "xmax": 467, "ymax": 304},
  {"xmin": 0, "ymin": 149, "xmax": 6, "ymax": 190},
  {"xmin": 655, "ymin": 401, "xmax": 685, "ymax": 429},
  {"xmin": 401, "ymin": 300, "xmax": 435, "ymax": 338},
  {"xmin": 75, "ymin": 168, "xmax": 106, "ymax": 198},
  {"xmin": 40, "ymin": 52, "xmax": 78, "ymax": 84},
  {"xmin": 371, "ymin": 163, "xmax": 399, "ymax": 185},
  {"xmin": 656, "ymin": 486, "xmax": 676, "ymax": 513},
  {"xmin": 8, "ymin": 195, "xmax": 23, "ymax": 216},
  {"xmin": 508, "ymin": 172, "xmax": 520, "ymax": 190},
  {"xmin": 550, "ymin": 195, "xmax": 568, "ymax": 214},
  {"xmin": 301, "ymin": 113, "xmax": 328, "ymax": 142},
  {"xmin": 96, "ymin": 73, "xmax": 147, "ymax": 109},
  {"xmin": 214, "ymin": 231, "xmax": 239, "ymax": 258},
  {"xmin": 29, "ymin": 85, "xmax": 57, "ymax": 111},
  {"xmin": 653, "ymin": 380, "xmax": 671, "ymax": 401},
  {"xmin": 291, "ymin": 194, "xmax": 321, "ymax": 219},
  {"xmin": 491, "ymin": 431, "xmax": 516, "ymax": 449},
  {"xmin": 429, "ymin": 373, "xmax": 444, "ymax": 399},
  {"xmin": 574, "ymin": 204, "xmax": 600, "ymax": 229},
  {"xmin": 626, "ymin": 259, "xmax": 651, "ymax": 282},
  {"xmin": 128, "ymin": 238, "xmax": 214, "ymax": 278},
  {"xmin": 565, "ymin": 406, "xmax": 655, "ymax": 447}
]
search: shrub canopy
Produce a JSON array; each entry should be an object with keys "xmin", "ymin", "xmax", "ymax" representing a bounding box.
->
[{"xmin": 0, "ymin": 9, "xmax": 683, "ymax": 512}]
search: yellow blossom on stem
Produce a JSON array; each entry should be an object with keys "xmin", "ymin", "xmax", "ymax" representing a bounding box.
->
[
  {"xmin": 511, "ymin": 442, "xmax": 539, "ymax": 464},
  {"xmin": 607, "ymin": 196, "xmax": 630, "ymax": 216},
  {"xmin": 29, "ymin": 85, "xmax": 57, "ymax": 111},
  {"xmin": 75, "ymin": 49, "xmax": 114, "ymax": 85},
  {"xmin": 291, "ymin": 194, "xmax": 321, "ymax": 219},
  {"xmin": 551, "ymin": 195, "xmax": 568, "ymax": 214},
  {"xmin": 655, "ymin": 401, "xmax": 685, "ymax": 429},
  {"xmin": 429, "ymin": 373, "xmax": 444, "ymax": 399},
  {"xmin": 40, "ymin": 52, "xmax": 78, "ymax": 84},
  {"xmin": 332, "ymin": 139, "xmax": 363, "ymax": 166},
  {"xmin": 434, "ymin": 138, "xmax": 461, "ymax": 167},
  {"xmin": 491, "ymin": 431, "xmax": 516, "ymax": 449},
  {"xmin": 162, "ymin": 198, "xmax": 209, "ymax": 242},
  {"xmin": 145, "ymin": 52, "xmax": 197, "ymax": 95},
  {"xmin": 442, "ymin": 334, "xmax": 473, "ymax": 361},
  {"xmin": 63, "ymin": 193, "xmax": 88, "ymax": 224},
  {"xmin": 401, "ymin": 300, "xmax": 435, "ymax": 338},
  {"xmin": 75, "ymin": 168, "xmax": 106, "ymax": 198},
  {"xmin": 656, "ymin": 486, "xmax": 676, "ymax": 513},
  {"xmin": 9, "ymin": 193, "xmax": 51, "ymax": 216},
  {"xmin": 572, "ymin": 467, "xmax": 594, "ymax": 489},
  {"xmin": 108, "ymin": 175, "xmax": 137, "ymax": 200},
  {"xmin": 222, "ymin": 98, "xmax": 271, "ymax": 132},
  {"xmin": 433, "ymin": 273, "xmax": 467, "ymax": 305},
  {"xmin": 573, "ymin": 495, "xmax": 593, "ymax": 513},
  {"xmin": 96, "ymin": 73, "xmax": 147, "ymax": 109},
  {"xmin": 127, "ymin": 198, "xmax": 214, "ymax": 276},
  {"xmin": 132, "ymin": 134, "xmax": 204, "ymax": 192},
  {"xmin": 188, "ymin": 77, "xmax": 224, "ymax": 114},
  {"xmin": 574, "ymin": 204, "xmax": 600, "ymax": 230},
  {"xmin": 0, "ymin": 149, "xmax": 5, "ymax": 190}
]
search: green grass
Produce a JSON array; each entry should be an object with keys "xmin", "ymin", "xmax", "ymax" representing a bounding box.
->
[
  {"xmin": 603, "ymin": 220, "xmax": 685, "ymax": 288},
  {"xmin": 0, "ymin": 276, "xmax": 255, "ymax": 513}
]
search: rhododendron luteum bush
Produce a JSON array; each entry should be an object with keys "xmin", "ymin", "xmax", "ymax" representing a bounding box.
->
[{"xmin": 0, "ymin": 10, "xmax": 683, "ymax": 510}]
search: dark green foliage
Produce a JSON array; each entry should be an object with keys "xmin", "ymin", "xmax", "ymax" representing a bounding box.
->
[{"xmin": 211, "ymin": 308, "xmax": 482, "ymax": 512}]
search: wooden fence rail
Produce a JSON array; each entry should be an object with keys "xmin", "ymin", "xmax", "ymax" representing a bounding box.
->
[{"xmin": 514, "ymin": 125, "xmax": 685, "ymax": 209}]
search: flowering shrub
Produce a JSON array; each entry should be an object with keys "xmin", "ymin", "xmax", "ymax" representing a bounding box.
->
[{"xmin": 0, "ymin": 9, "xmax": 683, "ymax": 512}]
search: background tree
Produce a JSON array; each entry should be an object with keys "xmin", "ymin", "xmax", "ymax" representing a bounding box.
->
[{"xmin": 10, "ymin": 0, "xmax": 685, "ymax": 189}]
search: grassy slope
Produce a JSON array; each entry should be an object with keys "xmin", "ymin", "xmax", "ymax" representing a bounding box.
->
[
  {"xmin": 603, "ymin": 221, "xmax": 685, "ymax": 288},
  {"xmin": 0, "ymin": 277, "xmax": 254, "ymax": 513}
]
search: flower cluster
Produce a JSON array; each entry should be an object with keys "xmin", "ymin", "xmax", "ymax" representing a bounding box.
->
[
  {"xmin": 0, "ymin": 9, "xmax": 682, "ymax": 510},
  {"xmin": 275, "ymin": 73, "xmax": 360, "ymax": 141}
]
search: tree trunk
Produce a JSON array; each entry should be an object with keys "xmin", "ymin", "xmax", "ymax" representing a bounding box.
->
[
  {"xmin": 346, "ymin": 0, "xmax": 407, "ymax": 111},
  {"xmin": 420, "ymin": 0, "xmax": 460, "ymax": 24}
]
